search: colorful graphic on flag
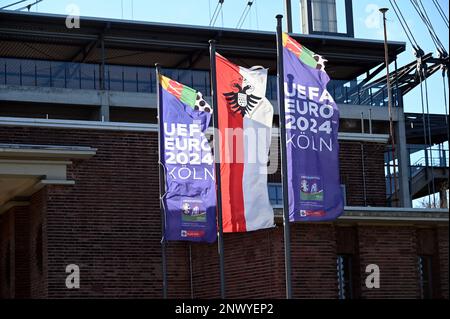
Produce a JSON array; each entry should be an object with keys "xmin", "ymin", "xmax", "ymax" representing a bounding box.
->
[
  {"xmin": 159, "ymin": 75, "xmax": 217, "ymax": 242},
  {"xmin": 282, "ymin": 33, "xmax": 343, "ymax": 221},
  {"xmin": 215, "ymin": 53, "xmax": 275, "ymax": 233}
]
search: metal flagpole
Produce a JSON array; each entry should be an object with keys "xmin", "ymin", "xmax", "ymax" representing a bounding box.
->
[
  {"xmin": 284, "ymin": 0, "xmax": 293, "ymax": 33},
  {"xmin": 208, "ymin": 40, "xmax": 226, "ymax": 299},
  {"xmin": 380, "ymin": 8, "xmax": 399, "ymax": 207},
  {"xmin": 275, "ymin": 14, "xmax": 292, "ymax": 299},
  {"xmin": 155, "ymin": 63, "xmax": 168, "ymax": 299}
]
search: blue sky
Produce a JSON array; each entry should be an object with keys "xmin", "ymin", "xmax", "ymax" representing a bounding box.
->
[{"xmin": 1, "ymin": 0, "xmax": 449, "ymax": 115}]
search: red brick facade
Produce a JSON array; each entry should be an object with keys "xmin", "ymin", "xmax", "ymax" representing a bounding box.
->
[{"xmin": 0, "ymin": 126, "xmax": 448, "ymax": 299}]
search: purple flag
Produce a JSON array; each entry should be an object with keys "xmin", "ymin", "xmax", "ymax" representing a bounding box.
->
[
  {"xmin": 282, "ymin": 33, "xmax": 344, "ymax": 221},
  {"xmin": 159, "ymin": 75, "xmax": 217, "ymax": 242}
]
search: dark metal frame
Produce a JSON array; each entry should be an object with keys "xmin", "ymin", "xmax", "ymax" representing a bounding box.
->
[{"xmin": 303, "ymin": 0, "xmax": 354, "ymax": 37}]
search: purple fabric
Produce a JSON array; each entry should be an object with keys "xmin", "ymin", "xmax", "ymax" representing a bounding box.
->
[
  {"xmin": 160, "ymin": 86, "xmax": 217, "ymax": 242},
  {"xmin": 283, "ymin": 48, "xmax": 344, "ymax": 221}
]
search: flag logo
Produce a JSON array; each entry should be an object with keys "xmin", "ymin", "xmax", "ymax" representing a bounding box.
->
[
  {"xmin": 223, "ymin": 81, "xmax": 262, "ymax": 117},
  {"xmin": 181, "ymin": 199, "xmax": 207, "ymax": 222}
]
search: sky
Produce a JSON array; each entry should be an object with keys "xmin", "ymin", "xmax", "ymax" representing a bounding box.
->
[{"xmin": 1, "ymin": 0, "xmax": 449, "ymax": 116}]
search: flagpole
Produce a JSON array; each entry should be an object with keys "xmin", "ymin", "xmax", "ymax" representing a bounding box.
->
[
  {"xmin": 209, "ymin": 39, "xmax": 226, "ymax": 299},
  {"xmin": 275, "ymin": 14, "xmax": 293, "ymax": 299},
  {"xmin": 155, "ymin": 63, "xmax": 168, "ymax": 299}
]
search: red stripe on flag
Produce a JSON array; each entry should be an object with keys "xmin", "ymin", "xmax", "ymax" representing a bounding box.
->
[
  {"xmin": 285, "ymin": 36, "xmax": 302, "ymax": 57},
  {"xmin": 215, "ymin": 53, "xmax": 246, "ymax": 232},
  {"xmin": 167, "ymin": 80, "xmax": 183, "ymax": 99}
]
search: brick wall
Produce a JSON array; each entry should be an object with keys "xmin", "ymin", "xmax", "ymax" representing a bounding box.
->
[
  {"xmin": 188, "ymin": 225, "xmax": 338, "ymax": 299},
  {"xmin": 29, "ymin": 188, "xmax": 48, "ymax": 298},
  {"xmin": 0, "ymin": 209, "xmax": 13, "ymax": 298},
  {"xmin": 437, "ymin": 227, "xmax": 449, "ymax": 299},
  {"xmin": 291, "ymin": 224, "xmax": 338, "ymax": 298},
  {"xmin": 0, "ymin": 205, "xmax": 31, "ymax": 299},
  {"xmin": 339, "ymin": 142, "xmax": 387, "ymax": 207},
  {"xmin": 190, "ymin": 228, "xmax": 285, "ymax": 299},
  {"xmin": 357, "ymin": 225, "xmax": 420, "ymax": 298},
  {"xmin": 0, "ymin": 126, "xmax": 447, "ymax": 299},
  {"xmin": 12, "ymin": 206, "xmax": 30, "ymax": 299}
]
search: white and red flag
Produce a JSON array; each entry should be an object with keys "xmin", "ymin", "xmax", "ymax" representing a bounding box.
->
[{"xmin": 215, "ymin": 53, "xmax": 274, "ymax": 233}]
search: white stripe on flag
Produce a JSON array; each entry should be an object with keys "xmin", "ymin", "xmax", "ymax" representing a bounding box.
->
[{"xmin": 239, "ymin": 66, "xmax": 275, "ymax": 231}]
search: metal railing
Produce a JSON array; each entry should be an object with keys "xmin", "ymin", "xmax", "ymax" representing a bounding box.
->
[
  {"xmin": 328, "ymin": 79, "xmax": 401, "ymax": 107},
  {"xmin": 1, "ymin": 57, "xmax": 396, "ymax": 106},
  {"xmin": 408, "ymin": 146, "xmax": 449, "ymax": 177}
]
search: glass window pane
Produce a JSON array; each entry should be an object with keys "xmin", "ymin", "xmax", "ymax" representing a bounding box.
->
[
  {"xmin": 136, "ymin": 67, "xmax": 151, "ymax": 93},
  {"xmin": 107, "ymin": 65, "xmax": 123, "ymax": 91},
  {"xmin": 65, "ymin": 63, "xmax": 81, "ymax": 89},
  {"xmin": 50, "ymin": 61, "xmax": 66, "ymax": 88},
  {"xmin": 80, "ymin": 63, "xmax": 98, "ymax": 90},
  {"xmin": 276, "ymin": 185, "xmax": 282, "ymax": 203},
  {"xmin": 5, "ymin": 58, "xmax": 21, "ymax": 86},
  {"xmin": 20, "ymin": 59, "xmax": 36, "ymax": 86}
]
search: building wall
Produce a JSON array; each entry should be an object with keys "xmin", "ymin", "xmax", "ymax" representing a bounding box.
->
[
  {"xmin": 357, "ymin": 225, "xmax": 420, "ymax": 298},
  {"xmin": 291, "ymin": 224, "xmax": 338, "ymax": 298},
  {"xmin": 12, "ymin": 206, "xmax": 30, "ymax": 299},
  {"xmin": 339, "ymin": 142, "xmax": 386, "ymax": 207},
  {"xmin": 0, "ymin": 209, "xmax": 14, "ymax": 298},
  {"xmin": 0, "ymin": 126, "xmax": 447, "ymax": 299},
  {"xmin": 437, "ymin": 227, "xmax": 448, "ymax": 299},
  {"xmin": 0, "ymin": 205, "xmax": 32, "ymax": 299},
  {"xmin": 29, "ymin": 188, "xmax": 48, "ymax": 298},
  {"xmin": 190, "ymin": 228, "xmax": 285, "ymax": 299}
]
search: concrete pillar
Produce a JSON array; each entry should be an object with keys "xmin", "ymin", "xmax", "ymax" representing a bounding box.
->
[
  {"xmin": 439, "ymin": 182, "xmax": 448, "ymax": 209},
  {"xmin": 100, "ymin": 91, "xmax": 110, "ymax": 122}
]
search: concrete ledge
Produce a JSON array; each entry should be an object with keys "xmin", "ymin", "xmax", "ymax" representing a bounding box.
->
[
  {"xmin": 0, "ymin": 116, "xmax": 157, "ymax": 132},
  {"xmin": 1, "ymin": 85, "xmax": 398, "ymax": 122},
  {"xmin": 109, "ymin": 91, "xmax": 156, "ymax": 108},
  {"xmin": 0, "ymin": 85, "xmax": 103, "ymax": 106},
  {"xmin": 337, "ymin": 133, "xmax": 389, "ymax": 143},
  {"xmin": 0, "ymin": 117, "xmax": 390, "ymax": 143},
  {"xmin": 271, "ymin": 130, "xmax": 389, "ymax": 143},
  {"xmin": 340, "ymin": 206, "xmax": 449, "ymax": 222},
  {"xmin": 274, "ymin": 206, "xmax": 449, "ymax": 223},
  {"xmin": 0, "ymin": 143, "xmax": 97, "ymax": 159},
  {"xmin": 39, "ymin": 179, "xmax": 76, "ymax": 186},
  {"xmin": 0, "ymin": 85, "xmax": 156, "ymax": 108}
]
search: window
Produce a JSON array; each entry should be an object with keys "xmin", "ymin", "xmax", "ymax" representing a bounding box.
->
[
  {"xmin": 337, "ymin": 254, "xmax": 353, "ymax": 299},
  {"xmin": 303, "ymin": 0, "xmax": 354, "ymax": 37},
  {"xmin": 268, "ymin": 184, "xmax": 283, "ymax": 207},
  {"xmin": 340, "ymin": 184, "xmax": 347, "ymax": 206},
  {"xmin": 418, "ymin": 255, "xmax": 433, "ymax": 299},
  {"xmin": 311, "ymin": 0, "xmax": 338, "ymax": 33}
]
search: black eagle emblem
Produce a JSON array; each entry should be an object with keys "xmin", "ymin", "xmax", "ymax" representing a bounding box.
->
[{"xmin": 223, "ymin": 83, "xmax": 262, "ymax": 117}]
